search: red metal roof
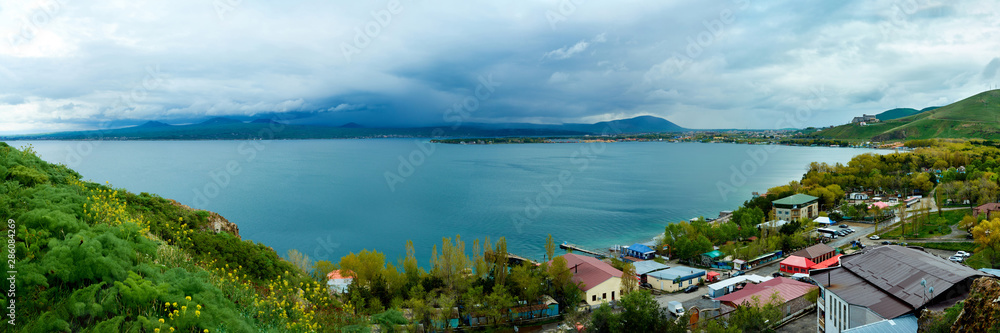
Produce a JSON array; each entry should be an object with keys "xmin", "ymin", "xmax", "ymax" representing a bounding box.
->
[
  {"xmin": 326, "ymin": 269, "xmax": 353, "ymax": 280},
  {"xmin": 780, "ymin": 255, "xmax": 816, "ymax": 268},
  {"xmin": 810, "ymin": 254, "xmax": 842, "ymax": 269},
  {"xmin": 714, "ymin": 277, "xmax": 816, "ymax": 306},
  {"xmin": 554, "ymin": 253, "xmax": 623, "ymax": 292}
]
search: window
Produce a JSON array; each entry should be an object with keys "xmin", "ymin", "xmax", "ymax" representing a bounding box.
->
[
  {"xmin": 612, "ymin": 291, "xmax": 615, "ymax": 301},
  {"xmin": 602, "ymin": 293, "xmax": 606, "ymax": 300},
  {"xmin": 592, "ymin": 295, "xmax": 597, "ymax": 302}
]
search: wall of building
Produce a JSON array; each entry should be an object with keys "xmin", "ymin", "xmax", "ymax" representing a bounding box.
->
[
  {"xmin": 584, "ymin": 277, "xmax": 623, "ymax": 306},
  {"xmin": 649, "ymin": 275, "xmax": 703, "ymax": 292}
]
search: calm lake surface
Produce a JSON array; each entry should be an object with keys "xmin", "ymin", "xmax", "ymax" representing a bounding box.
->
[{"xmin": 15, "ymin": 140, "xmax": 882, "ymax": 265}]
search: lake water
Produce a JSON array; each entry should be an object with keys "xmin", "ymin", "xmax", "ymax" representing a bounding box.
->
[{"xmin": 13, "ymin": 140, "xmax": 881, "ymax": 265}]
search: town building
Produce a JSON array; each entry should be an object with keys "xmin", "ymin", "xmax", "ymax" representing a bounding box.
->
[
  {"xmin": 791, "ymin": 243, "xmax": 837, "ymax": 263},
  {"xmin": 973, "ymin": 202, "xmax": 1000, "ymax": 218},
  {"xmin": 631, "ymin": 260, "xmax": 670, "ymax": 286},
  {"xmin": 556, "ymin": 253, "xmax": 623, "ymax": 306},
  {"xmin": 700, "ymin": 250, "xmax": 724, "ymax": 267},
  {"xmin": 645, "ymin": 265, "xmax": 706, "ymax": 292},
  {"xmin": 326, "ymin": 269, "xmax": 354, "ymax": 294},
  {"xmin": 772, "ymin": 194, "xmax": 820, "ymax": 220},
  {"xmin": 707, "ymin": 274, "xmax": 772, "ymax": 298},
  {"xmin": 810, "ymin": 245, "xmax": 990, "ymax": 333},
  {"xmin": 779, "ymin": 256, "xmax": 816, "ymax": 275},
  {"xmin": 622, "ymin": 243, "xmax": 656, "ymax": 261},
  {"xmin": 715, "ymin": 277, "xmax": 817, "ymax": 324},
  {"xmin": 851, "ymin": 115, "xmax": 879, "ymax": 124}
]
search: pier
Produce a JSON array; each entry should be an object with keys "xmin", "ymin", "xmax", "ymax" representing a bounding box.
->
[{"xmin": 559, "ymin": 242, "xmax": 607, "ymax": 259}]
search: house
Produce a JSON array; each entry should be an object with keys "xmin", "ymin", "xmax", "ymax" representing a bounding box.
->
[
  {"xmin": 715, "ymin": 277, "xmax": 818, "ymax": 324},
  {"xmin": 779, "ymin": 256, "xmax": 816, "ymax": 275},
  {"xmin": 772, "ymin": 194, "xmax": 820, "ymax": 220},
  {"xmin": 973, "ymin": 202, "xmax": 1000, "ymax": 218},
  {"xmin": 810, "ymin": 245, "xmax": 991, "ymax": 333},
  {"xmin": 757, "ymin": 219, "xmax": 790, "ymax": 231},
  {"xmin": 509, "ymin": 295, "xmax": 559, "ymax": 321},
  {"xmin": 791, "ymin": 243, "xmax": 837, "ymax": 263},
  {"xmin": 645, "ymin": 265, "xmax": 706, "ymax": 292},
  {"xmin": 622, "ymin": 243, "xmax": 656, "ymax": 261},
  {"xmin": 326, "ymin": 269, "xmax": 353, "ymax": 294},
  {"xmin": 554, "ymin": 253, "xmax": 623, "ymax": 306},
  {"xmin": 847, "ymin": 192, "xmax": 869, "ymax": 202},
  {"xmin": 707, "ymin": 274, "xmax": 772, "ymax": 298},
  {"xmin": 850, "ymin": 115, "xmax": 879, "ymax": 124},
  {"xmin": 631, "ymin": 260, "xmax": 670, "ymax": 285},
  {"xmin": 701, "ymin": 250, "xmax": 724, "ymax": 266}
]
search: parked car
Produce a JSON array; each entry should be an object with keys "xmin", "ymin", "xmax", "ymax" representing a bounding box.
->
[
  {"xmin": 702, "ymin": 294, "xmax": 712, "ymax": 300},
  {"xmin": 955, "ymin": 251, "xmax": 972, "ymax": 258},
  {"xmin": 948, "ymin": 256, "xmax": 965, "ymax": 263},
  {"xmin": 732, "ymin": 270, "xmax": 745, "ymax": 277},
  {"xmin": 772, "ymin": 272, "xmax": 784, "ymax": 278},
  {"xmin": 683, "ymin": 285, "xmax": 699, "ymax": 293},
  {"xmin": 881, "ymin": 241, "xmax": 892, "ymax": 245},
  {"xmin": 839, "ymin": 224, "xmax": 849, "ymax": 228},
  {"xmin": 869, "ymin": 235, "xmax": 880, "ymax": 240}
]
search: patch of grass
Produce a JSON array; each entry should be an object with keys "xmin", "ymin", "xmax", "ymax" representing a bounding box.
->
[
  {"xmin": 883, "ymin": 209, "xmax": 970, "ymax": 239},
  {"xmin": 916, "ymin": 242, "xmax": 977, "ymax": 252}
]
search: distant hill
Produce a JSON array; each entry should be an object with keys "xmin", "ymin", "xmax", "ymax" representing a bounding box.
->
[
  {"xmin": 571, "ymin": 115, "xmax": 687, "ymax": 134},
  {"xmin": 3, "ymin": 115, "xmax": 686, "ymax": 140},
  {"xmin": 810, "ymin": 90, "xmax": 1000, "ymax": 141},
  {"xmin": 875, "ymin": 108, "xmax": 920, "ymax": 121}
]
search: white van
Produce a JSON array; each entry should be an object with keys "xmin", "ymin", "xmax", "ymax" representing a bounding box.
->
[{"xmin": 667, "ymin": 301, "xmax": 685, "ymax": 317}]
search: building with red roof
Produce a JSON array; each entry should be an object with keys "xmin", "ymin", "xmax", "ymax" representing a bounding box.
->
[
  {"xmin": 809, "ymin": 254, "xmax": 841, "ymax": 270},
  {"xmin": 552, "ymin": 253, "xmax": 623, "ymax": 306},
  {"xmin": 780, "ymin": 255, "xmax": 816, "ymax": 275},
  {"xmin": 715, "ymin": 277, "xmax": 817, "ymax": 323},
  {"xmin": 326, "ymin": 269, "xmax": 354, "ymax": 294}
]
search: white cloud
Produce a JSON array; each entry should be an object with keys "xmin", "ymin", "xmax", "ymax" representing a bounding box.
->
[{"xmin": 543, "ymin": 40, "xmax": 590, "ymax": 60}]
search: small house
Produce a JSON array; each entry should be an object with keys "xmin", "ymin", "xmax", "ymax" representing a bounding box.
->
[{"xmin": 623, "ymin": 243, "xmax": 656, "ymax": 261}]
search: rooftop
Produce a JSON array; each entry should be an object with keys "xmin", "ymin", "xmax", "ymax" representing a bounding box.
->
[
  {"xmin": 714, "ymin": 277, "xmax": 816, "ymax": 307},
  {"xmin": 791, "ymin": 243, "xmax": 835, "ymax": 259},
  {"xmin": 707, "ymin": 274, "xmax": 772, "ymax": 290},
  {"xmin": 810, "ymin": 254, "xmax": 842, "ymax": 270},
  {"xmin": 842, "ymin": 314, "xmax": 918, "ymax": 333},
  {"xmin": 780, "ymin": 255, "xmax": 816, "ymax": 268},
  {"xmin": 772, "ymin": 193, "xmax": 819, "ymax": 206},
  {"xmin": 811, "ymin": 245, "xmax": 988, "ymax": 319},
  {"xmin": 632, "ymin": 260, "xmax": 670, "ymax": 275},
  {"xmin": 648, "ymin": 265, "xmax": 705, "ymax": 281},
  {"xmin": 556, "ymin": 253, "xmax": 623, "ymax": 291},
  {"xmin": 627, "ymin": 243, "xmax": 655, "ymax": 254}
]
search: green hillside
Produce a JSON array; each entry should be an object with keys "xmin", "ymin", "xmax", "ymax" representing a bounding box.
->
[
  {"xmin": 811, "ymin": 90, "xmax": 1000, "ymax": 141},
  {"xmin": 0, "ymin": 142, "xmax": 372, "ymax": 331},
  {"xmin": 875, "ymin": 108, "xmax": 920, "ymax": 121}
]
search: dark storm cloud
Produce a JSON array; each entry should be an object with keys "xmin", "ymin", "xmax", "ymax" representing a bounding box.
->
[{"xmin": 1, "ymin": 0, "xmax": 998, "ymax": 134}]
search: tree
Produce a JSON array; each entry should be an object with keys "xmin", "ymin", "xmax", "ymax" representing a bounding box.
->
[
  {"xmin": 311, "ymin": 260, "xmax": 338, "ymax": 282},
  {"xmin": 621, "ymin": 263, "xmax": 638, "ymax": 295},
  {"xmin": 545, "ymin": 234, "xmax": 556, "ymax": 261},
  {"xmin": 725, "ymin": 292, "xmax": 784, "ymax": 332},
  {"xmin": 287, "ymin": 249, "xmax": 311, "ymax": 275},
  {"xmin": 972, "ymin": 217, "xmax": 1000, "ymax": 266}
]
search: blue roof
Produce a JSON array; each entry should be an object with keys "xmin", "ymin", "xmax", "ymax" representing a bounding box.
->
[
  {"xmin": 627, "ymin": 243, "xmax": 655, "ymax": 254},
  {"xmin": 632, "ymin": 261, "xmax": 670, "ymax": 275},
  {"xmin": 979, "ymin": 268, "xmax": 1000, "ymax": 277},
  {"xmin": 842, "ymin": 314, "xmax": 918, "ymax": 333}
]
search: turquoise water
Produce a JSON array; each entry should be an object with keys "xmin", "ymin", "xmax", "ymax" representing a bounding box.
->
[{"xmin": 15, "ymin": 140, "xmax": 881, "ymax": 265}]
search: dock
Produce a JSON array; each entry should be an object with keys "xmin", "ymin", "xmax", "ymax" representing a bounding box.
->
[
  {"xmin": 506, "ymin": 253, "xmax": 539, "ymax": 266},
  {"xmin": 559, "ymin": 242, "xmax": 607, "ymax": 259}
]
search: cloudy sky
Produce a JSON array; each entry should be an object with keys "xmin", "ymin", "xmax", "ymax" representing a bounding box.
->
[{"xmin": 1, "ymin": 0, "xmax": 999, "ymax": 134}]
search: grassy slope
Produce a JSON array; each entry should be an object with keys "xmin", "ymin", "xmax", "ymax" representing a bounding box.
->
[
  {"xmin": 0, "ymin": 142, "xmax": 350, "ymax": 332},
  {"xmin": 812, "ymin": 89, "xmax": 1000, "ymax": 141}
]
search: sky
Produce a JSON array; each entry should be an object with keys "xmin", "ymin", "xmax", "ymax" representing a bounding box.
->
[{"xmin": 1, "ymin": 0, "xmax": 999, "ymax": 135}]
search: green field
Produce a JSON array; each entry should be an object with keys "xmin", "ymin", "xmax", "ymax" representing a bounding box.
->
[
  {"xmin": 809, "ymin": 90, "xmax": 1000, "ymax": 141},
  {"xmin": 883, "ymin": 209, "xmax": 970, "ymax": 239}
]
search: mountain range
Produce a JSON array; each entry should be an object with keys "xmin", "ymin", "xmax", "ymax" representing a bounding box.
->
[{"xmin": 1, "ymin": 115, "xmax": 688, "ymax": 140}]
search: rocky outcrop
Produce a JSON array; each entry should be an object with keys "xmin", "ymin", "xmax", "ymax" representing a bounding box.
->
[
  {"xmin": 169, "ymin": 200, "xmax": 241, "ymax": 239},
  {"xmin": 948, "ymin": 277, "xmax": 1000, "ymax": 332}
]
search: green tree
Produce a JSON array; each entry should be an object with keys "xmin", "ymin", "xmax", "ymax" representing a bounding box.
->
[
  {"xmin": 545, "ymin": 234, "xmax": 556, "ymax": 261},
  {"xmin": 311, "ymin": 260, "xmax": 338, "ymax": 282},
  {"xmin": 621, "ymin": 263, "xmax": 638, "ymax": 295},
  {"xmin": 972, "ymin": 217, "xmax": 1000, "ymax": 266}
]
